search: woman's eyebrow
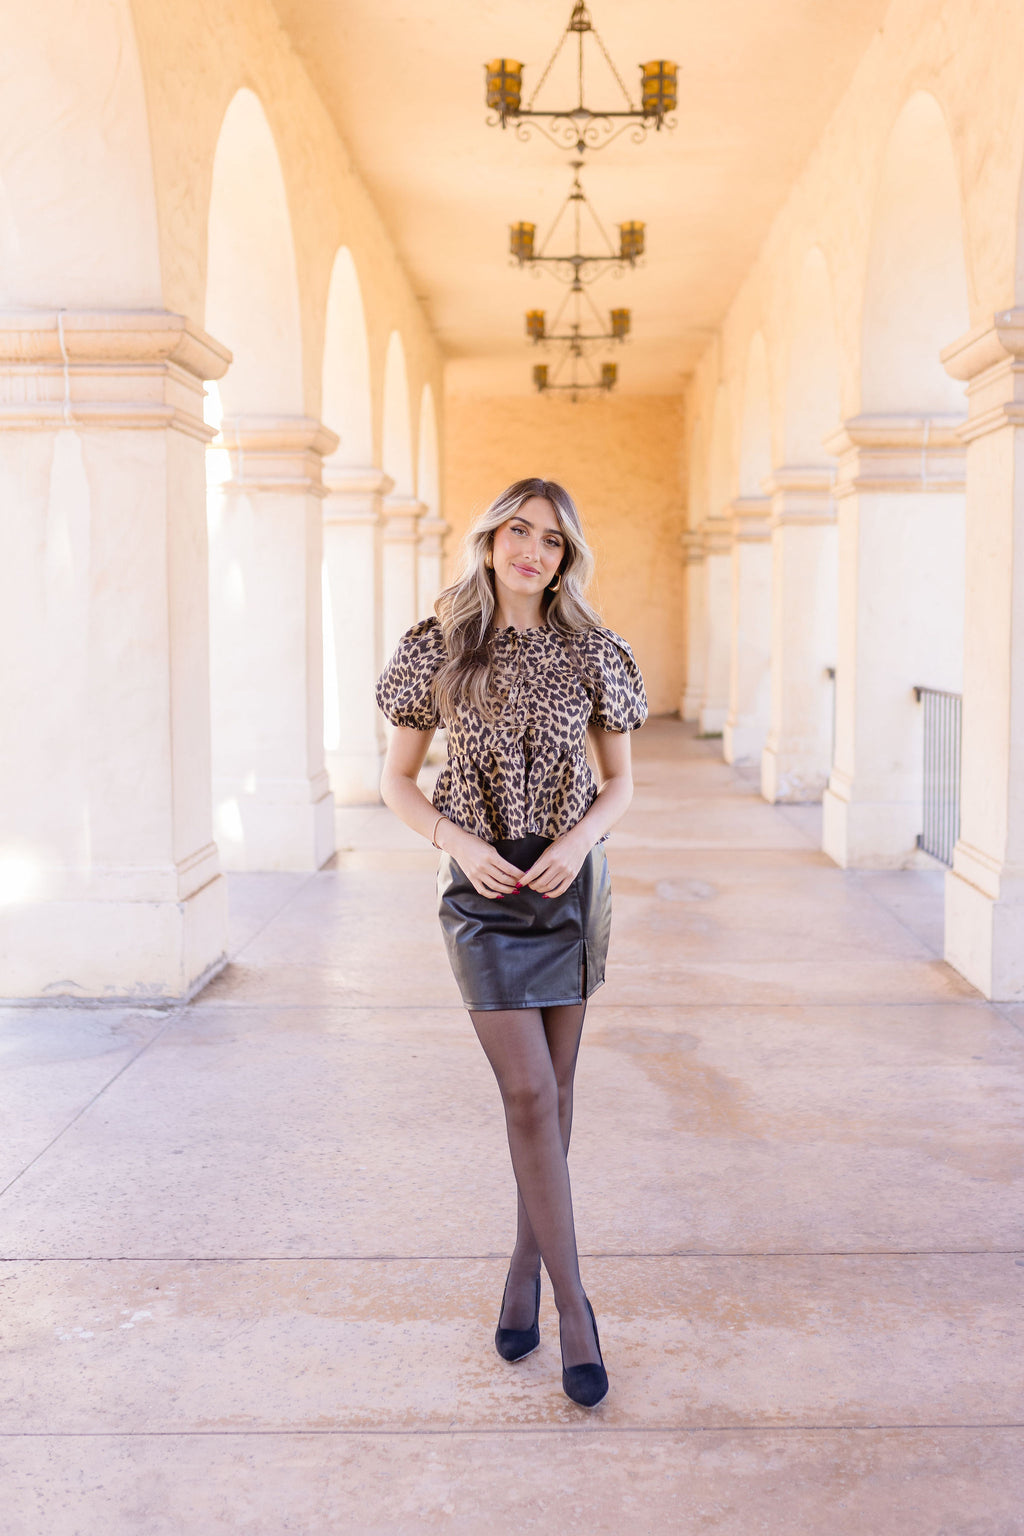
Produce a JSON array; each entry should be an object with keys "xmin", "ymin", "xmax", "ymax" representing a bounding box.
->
[{"xmin": 513, "ymin": 516, "xmax": 564, "ymax": 538}]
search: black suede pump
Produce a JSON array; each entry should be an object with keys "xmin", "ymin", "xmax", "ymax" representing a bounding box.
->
[
  {"xmin": 561, "ymin": 1296, "xmax": 608, "ymax": 1407},
  {"xmin": 494, "ymin": 1270, "xmax": 541, "ymax": 1362}
]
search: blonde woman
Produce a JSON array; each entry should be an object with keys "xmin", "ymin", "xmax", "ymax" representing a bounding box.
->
[{"xmin": 375, "ymin": 478, "xmax": 647, "ymax": 1407}]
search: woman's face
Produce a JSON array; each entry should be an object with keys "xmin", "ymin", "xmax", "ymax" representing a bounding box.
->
[{"xmin": 490, "ymin": 497, "xmax": 566, "ymax": 600}]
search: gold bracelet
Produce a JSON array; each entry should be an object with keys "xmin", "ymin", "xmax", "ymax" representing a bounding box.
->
[{"xmin": 431, "ymin": 815, "xmax": 447, "ymax": 849}]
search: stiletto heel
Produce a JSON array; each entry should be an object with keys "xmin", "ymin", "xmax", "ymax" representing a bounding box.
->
[
  {"xmin": 494, "ymin": 1269, "xmax": 541, "ymax": 1362},
  {"xmin": 561, "ymin": 1295, "xmax": 608, "ymax": 1407}
]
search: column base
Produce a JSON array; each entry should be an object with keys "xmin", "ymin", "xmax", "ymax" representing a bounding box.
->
[
  {"xmin": 681, "ymin": 687, "xmax": 702, "ymax": 722},
  {"xmin": 945, "ymin": 860, "xmax": 1024, "ymax": 1001},
  {"xmin": 698, "ymin": 704, "xmax": 727, "ymax": 736},
  {"xmin": 0, "ymin": 873, "xmax": 227, "ymax": 1003},
  {"xmin": 214, "ymin": 780, "xmax": 336, "ymax": 871},
  {"xmin": 760, "ymin": 744, "xmax": 830, "ymax": 804},
  {"xmin": 822, "ymin": 776, "xmax": 926, "ymax": 868},
  {"xmin": 723, "ymin": 718, "xmax": 765, "ymax": 767},
  {"xmin": 326, "ymin": 747, "xmax": 384, "ymax": 806}
]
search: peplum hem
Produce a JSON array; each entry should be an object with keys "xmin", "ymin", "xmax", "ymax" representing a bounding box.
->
[{"xmin": 434, "ymin": 747, "xmax": 597, "ymax": 843}]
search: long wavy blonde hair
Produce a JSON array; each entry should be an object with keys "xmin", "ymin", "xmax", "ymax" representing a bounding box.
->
[{"xmin": 433, "ymin": 478, "xmax": 602, "ymax": 721}]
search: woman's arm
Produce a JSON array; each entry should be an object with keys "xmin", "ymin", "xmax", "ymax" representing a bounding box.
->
[
  {"xmin": 379, "ymin": 726, "xmax": 522, "ymax": 898},
  {"xmin": 518, "ymin": 726, "xmax": 635, "ymax": 896}
]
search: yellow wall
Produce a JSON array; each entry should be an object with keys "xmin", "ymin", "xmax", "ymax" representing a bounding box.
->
[{"xmin": 443, "ymin": 393, "xmax": 687, "ymax": 716}]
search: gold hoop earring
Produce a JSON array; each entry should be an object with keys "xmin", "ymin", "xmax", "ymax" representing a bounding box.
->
[
  {"xmin": 548, "ymin": 572, "xmax": 562, "ymax": 594},
  {"xmin": 484, "ymin": 550, "xmax": 493, "ymax": 569}
]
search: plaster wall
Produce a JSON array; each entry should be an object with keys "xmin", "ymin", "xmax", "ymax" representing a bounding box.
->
[{"xmin": 442, "ymin": 394, "xmax": 687, "ymax": 717}]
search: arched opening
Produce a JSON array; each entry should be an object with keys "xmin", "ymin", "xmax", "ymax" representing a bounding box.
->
[
  {"xmin": 206, "ymin": 89, "xmax": 303, "ymax": 416},
  {"xmin": 380, "ymin": 331, "xmax": 420, "ymax": 654},
  {"xmin": 725, "ymin": 334, "xmax": 773, "ymax": 765},
  {"xmin": 382, "ymin": 330, "xmax": 414, "ymax": 498},
  {"xmin": 416, "ymin": 383, "xmax": 444, "ymax": 615},
  {"xmin": 322, "ymin": 247, "xmax": 374, "ymax": 468},
  {"xmin": 204, "ymin": 90, "xmax": 332, "ymax": 870},
  {"xmin": 320, "ymin": 248, "xmax": 385, "ymax": 802},
  {"xmin": 762, "ymin": 247, "xmax": 842, "ymax": 804},
  {"xmin": 699, "ymin": 386, "xmax": 733, "ymax": 737},
  {"xmin": 860, "ymin": 92, "xmax": 969, "ymax": 415},
  {"xmin": 784, "ymin": 248, "xmax": 840, "ymax": 465},
  {"xmin": 738, "ymin": 334, "xmax": 772, "ymax": 495},
  {"xmin": 681, "ymin": 417, "xmax": 707, "ymax": 721},
  {"xmin": 823, "ymin": 92, "xmax": 969, "ymax": 867}
]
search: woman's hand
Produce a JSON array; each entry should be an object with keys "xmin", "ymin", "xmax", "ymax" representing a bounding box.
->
[
  {"xmin": 518, "ymin": 827, "xmax": 593, "ymax": 898},
  {"xmin": 442, "ymin": 825, "xmax": 524, "ymax": 900}
]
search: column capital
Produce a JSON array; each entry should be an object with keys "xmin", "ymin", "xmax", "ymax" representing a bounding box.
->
[
  {"xmin": 216, "ymin": 414, "xmax": 339, "ymax": 497},
  {"xmin": 382, "ymin": 495, "xmax": 427, "ymax": 543},
  {"xmin": 699, "ymin": 515, "xmax": 732, "ymax": 556},
  {"xmin": 728, "ymin": 496, "xmax": 771, "ymax": 542},
  {"xmin": 680, "ymin": 528, "xmax": 704, "ymax": 564},
  {"xmin": 0, "ymin": 308, "xmax": 231, "ymax": 442},
  {"xmin": 418, "ymin": 512, "xmax": 450, "ymax": 552},
  {"xmin": 824, "ymin": 415, "xmax": 965, "ymax": 498},
  {"xmin": 763, "ymin": 464, "xmax": 836, "ymax": 527},
  {"xmin": 322, "ymin": 464, "xmax": 394, "ymax": 526},
  {"xmin": 941, "ymin": 310, "xmax": 1024, "ymax": 443}
]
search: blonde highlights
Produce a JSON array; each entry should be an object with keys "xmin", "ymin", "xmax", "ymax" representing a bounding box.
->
[{"xmin": 433, "ymin": 478, "xmax": 601, "ymax": 721}]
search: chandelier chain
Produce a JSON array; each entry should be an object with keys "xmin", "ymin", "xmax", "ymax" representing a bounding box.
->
[
  {"xmin": 590, "ymin": 23, "xmax": 636, "ymax": 112},
  {"xmin": 526, "ymin": 30, "xmax": 570, "ymax": 111}
]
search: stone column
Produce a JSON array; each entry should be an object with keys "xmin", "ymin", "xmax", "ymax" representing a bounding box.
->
[
  {"xmin": 941, "ymin": 312, "xmax": 1024, "ymax": 999},
  {"xmin": 381, "ymin": 494, "xmax": 426, "ymax": 655},
  {"xmin": 417, "ymin": 510, "xmax": 450, "ymax": 618},
  {"xmin": 723, "ymin": 496, "xmax": 772, "ymax": 766},
  {"xmin": 760, "ymin": 468, "xmax": 838, "ymax": 802},
  {"xmin": 821, "ymin": 416, "xmax": 965, "ymax": 867},
  {"xmin": 698, "ymin": 515, "xmax": 733, "ymax": 737},
  {"xmin": 209, "ymin": 415, "xmax": 338, "ymax": 871},
  {"xmin": 321, "ymin": 466, "xmax": 391, "ymax": 805},
  {"xmin": 0, "ymin": 308, "xmax": 230, "ymax": 1000},
  {"xmin": 680, "ymin": 529, "xmax": 705, "ymax": 721}
]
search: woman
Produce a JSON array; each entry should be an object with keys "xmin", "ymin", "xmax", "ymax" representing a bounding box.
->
[{"xmin": 375, "ymin": 477, "xmax": 647, "ymax": 1407}]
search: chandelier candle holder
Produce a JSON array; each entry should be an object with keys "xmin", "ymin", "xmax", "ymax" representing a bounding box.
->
[
  {"xmin": 485, "ymin": 2, "xmax": 677, "ymax": 153},
  {"xmin": 533, "ymin": 347, "xmax": 618, "ymax": 402},
  {"xmin": 523, "ymin": 287, "xmax": 631, "ymax": 349},
  {"xmin": 509, "ymin": 161, "xmax": 645, "ymax": 284}
]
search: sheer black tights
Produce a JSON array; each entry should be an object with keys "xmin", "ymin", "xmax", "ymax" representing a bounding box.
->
[{"xmin": 469, "ymin": 1001, "xmax": 599, "ymax": 1368}]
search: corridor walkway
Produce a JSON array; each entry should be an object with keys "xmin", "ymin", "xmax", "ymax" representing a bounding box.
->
[{"xmin": 2, "ymin": 719, "xmax": 1023, "ymax": 1534}]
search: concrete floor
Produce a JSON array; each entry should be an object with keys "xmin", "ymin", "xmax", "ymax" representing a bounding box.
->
[{"xmin": 2, "ymin": 718, "xmax": 1023, "ymax": 1534}]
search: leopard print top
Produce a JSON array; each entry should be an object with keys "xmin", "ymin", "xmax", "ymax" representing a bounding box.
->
[{"xmin": 375, "ymin": 616, "xmax": 648, "ymax": 841}]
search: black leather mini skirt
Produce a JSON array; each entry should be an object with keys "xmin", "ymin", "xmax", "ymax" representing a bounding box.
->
[{"xmin": 436, "ymin": 833, "xmax": 612, "ymax": 1011}]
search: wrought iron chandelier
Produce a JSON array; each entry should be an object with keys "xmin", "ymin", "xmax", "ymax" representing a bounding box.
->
[
  {"xmin": 509, "ymin": 161, "xmax": 645, "ymax": 286},
  {"xmin": 485, "ymin": 2, "xmax": 677, "ymax": 155},
  {"xmin": 532, "ymin": 355, "xmax": 618, "ymax": 402},
  {"xmin": 525, "ymin": 287, "xmax": 630, "ymax": 350}
]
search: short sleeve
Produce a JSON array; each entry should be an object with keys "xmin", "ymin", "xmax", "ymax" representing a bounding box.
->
[
  {"xmin": 585, "ymin": 627, "xmax": 649, "ymax": 733},
  {"xmin": 375, "ymin": 617, "xmax": 445, "ymax": 729}
]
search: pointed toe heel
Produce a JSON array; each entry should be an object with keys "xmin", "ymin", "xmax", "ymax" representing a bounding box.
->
[
  {"xmin": 561, "ymin": 1296, "xmax": 608, "ymax": 1408},
  {"xmin": 494, "ymin": 1271, "xmax": 541, "ymax": 1363}
]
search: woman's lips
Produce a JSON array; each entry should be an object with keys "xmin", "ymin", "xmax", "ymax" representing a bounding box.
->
[{"xmin": 513, "ymin": 563, "xmax": 540, "ymax": 576}]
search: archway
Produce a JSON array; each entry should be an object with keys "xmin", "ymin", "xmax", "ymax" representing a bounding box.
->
[
  {"xmin": 681, "ymin": 417, "xmax": 707, "ymax": 721},
  {"xmin": 698, "ymin": 386, "xmax": 733, "ymax": 736},
  {"xmin": 823, "ymin": 91, "xmax": 969, "ymax": 867},
  {"xmin": 380, "ymin": 331, "xmax": 421, "ymax": 653},
  {"xmin": 724, "ymin": 334, "xmax": 773, "ymax": 765},
  {"xmin": 762, "ymin": 247, "xmax": 842, "ymax": 803},
  {"xmin": 205, "ymin": 88, "xmax": 334, "ymax": 871},
  {"xmin": 320, "ymin": 247, "xmax": 386, "ymax": 802},
  {"xmin": 416, "ymin": 383, "xmax": 444, "ymax": 614}
]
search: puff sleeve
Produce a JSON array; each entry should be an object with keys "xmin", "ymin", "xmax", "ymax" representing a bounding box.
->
[
  {"xmin": 584, "ymin": 627, "xmax": 649, "ymax": 732},
  {"xmin": 375, "ymin": 616, "xmax": 446, "ymax": 729}
]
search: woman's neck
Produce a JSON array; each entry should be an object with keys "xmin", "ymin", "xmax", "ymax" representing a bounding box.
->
[{"xmin": 493, "ymin": 594, "xmax": 546, "ymax": 632}]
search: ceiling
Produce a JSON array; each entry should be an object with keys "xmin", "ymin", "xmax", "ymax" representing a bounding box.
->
[{"xmin": 272, "ymin": 0, "xmax": 891, "ymax": 396}]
